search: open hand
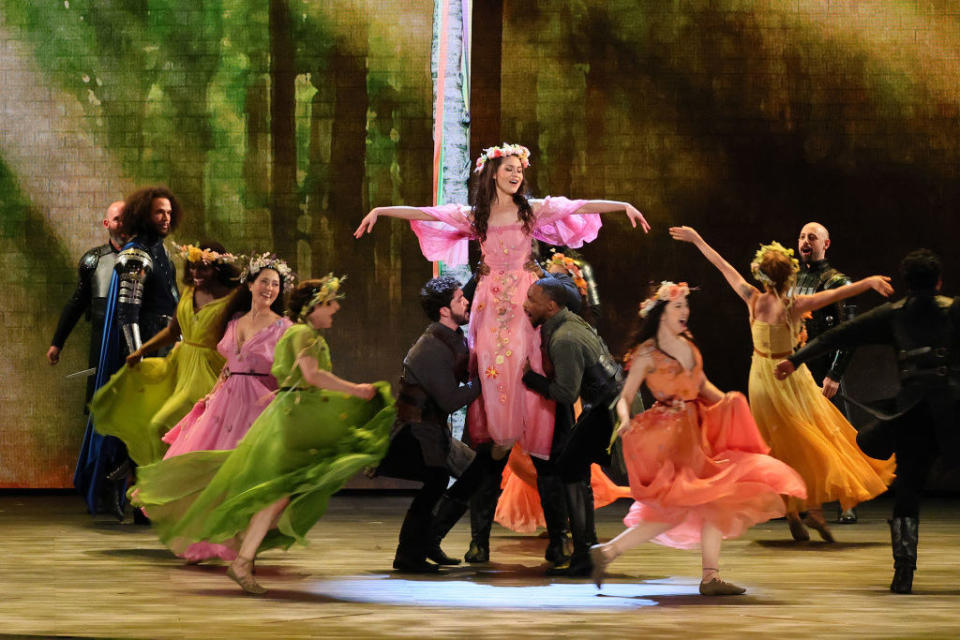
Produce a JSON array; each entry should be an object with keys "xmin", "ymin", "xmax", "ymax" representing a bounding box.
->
[
  {"xmin": 625, "ymin": 204, "xmax": 651, "ymax": 233},
  {"xmin": 668, "ymin": 226, "xmax": 702, "ymax": 244},
  {"xmin": 866, "ymin": 275, "xmax": 894, "ymax": 297},
  {"xmin": 353, "ymin": 209, "xmax": 379, "ymax": 238},
  {"xmin": 774, "ymin": 360, "xmax": 795, "ymax": 380}
]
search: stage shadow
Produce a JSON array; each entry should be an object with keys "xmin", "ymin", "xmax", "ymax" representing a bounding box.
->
[
  {"xmin": 92, "ymin": 547, "xmax": 177, "ymax": 560},
  {"xmin": 596, "ymin": 592, "xmax": 784, "ymax": 607},
  {"xmin": 752, "ymin": 540, "xmax": 887, "ymax": 550}
]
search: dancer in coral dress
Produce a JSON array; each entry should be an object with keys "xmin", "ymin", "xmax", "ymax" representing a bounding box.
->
[
  {"xmin": 355, "ymin": 143, "xmax": 648, "ymax": 562},
  {"xmin": 670, "ymin": 226, "xmax": 896, "ymax": 542},
  {"xmin": 590, "ymin": 282, "xmax": 807, "ymax": 595}
]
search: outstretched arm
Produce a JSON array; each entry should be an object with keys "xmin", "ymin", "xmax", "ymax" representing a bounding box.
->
[
  {"xmin": 792, "ymin": 276, "xmax": 892, "ymax": 315},
  {"xmin": 354, "ymin": 206, "xmax": 438, "ymax": 238},
  {"xmin": 571, "ymin": 200, "xmax": 650, "ymax": 232},
  {"xmin": 670, "ymin": 226, "xmax": 759, "ymax": 304},
  {"xmin": 298, "ymin": 355, "xmax": 376, "ymax": 400}
]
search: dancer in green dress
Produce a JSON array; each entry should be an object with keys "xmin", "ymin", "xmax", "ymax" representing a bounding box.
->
[{"xmin": 133, "ymin": 275, "xmax": 395, "ymax": 594}]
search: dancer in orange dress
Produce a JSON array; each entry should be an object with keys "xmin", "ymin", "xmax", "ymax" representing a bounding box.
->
[{"xmin": 590, "ymin": 282, "xmax": 807, "ymax": 595}]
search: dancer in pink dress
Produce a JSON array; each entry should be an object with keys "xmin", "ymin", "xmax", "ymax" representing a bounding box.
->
[
  {"xmin": 355, "ymin": 143, "xmax": 648, "ymax": 562},
  {"xmin": 146, "ymin": 254, "xmax": 294, "ymax": 562},
  {"xmin": 590, "ymin": 282, "xmax": 807, "ymax": 595}
]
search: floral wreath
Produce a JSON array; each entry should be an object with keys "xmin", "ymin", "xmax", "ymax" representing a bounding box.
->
[
  {"xmin": 474, "ymin": 143, "xmax": 531, "ymax": 174},
  {"xmin": 173, "ymin": 243, "xmax": 238, "ymax": 265},
  {"xmin": 750, "ymin": 241, "xmax": 799, "ymax": 289},
  {"xmin": 547, "ymin": 252, "xmax": 588, "ymax": 296},
  {"xmin": 300, "ymin": 273, "xmax": 346, "ymax": 321},
  {"xmin": 240, "ymin": 252, "xmax": 296, "ymax": 293},
  {"xmin": 639, "ymin": 281, "xmax": 691, "ymax": 318}
]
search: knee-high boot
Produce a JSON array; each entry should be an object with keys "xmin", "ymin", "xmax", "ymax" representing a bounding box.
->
[
  {"xmin": 889, "ymin": 517, "xmax": 918, "ymax": 594},
  {"xmin": 537, "ymin": 473, "xmax": 570, "ymax": 565},
  {"xmin": 429, "ymin": 494, "xmax": 469, "ymax": 565},
  {"xmin": 464, "ymin": 465, "xmax": 502, "ymax": 563},
  {"xmin": 548, "ymin": 480, "xmax": 596, "ymax": 576}
]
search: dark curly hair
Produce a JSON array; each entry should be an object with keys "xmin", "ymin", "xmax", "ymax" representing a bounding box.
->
[
  {"xmin": 469, "ymin": 155, "xmax": 535, "ymax": 242},
  {"xmin": 121, "ymin": 186, "xmax": 182, "ymax": 238},
  {"xmin": 181, "ymin": 241, "xmax": 241, "ymax": 288},
  {"xmin": 420, "ymin": 275, "xmax": 461, "ymax": 322},
  {"xmin": 901, "ymin": 249, "xmax": 941, "ymax": 291}
]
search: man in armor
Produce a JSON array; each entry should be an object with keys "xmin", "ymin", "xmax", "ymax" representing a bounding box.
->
[
  {"xmin": 47, "ymin": 202, "xmax": 126, "ymax": 405},
  {"xmin": 776, "ymin": 249, "xmax": 960, "ymax": 594},
  {"xmin": 376, "ymin": 276, "xmax": 483, "ymax": 573},
  {"xmin": 793, "ymin": 222, "xmax": 859, "ymax": 523},
  {"xmin": 522, "ymin": 277, "xmax": 624, "ymax": 576},
  {"xmin": 74, "ymin": 186, "xmax": 182, "ymax": 518}
]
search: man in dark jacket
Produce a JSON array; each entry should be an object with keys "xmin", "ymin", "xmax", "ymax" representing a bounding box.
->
[
  {"xmin": 521, "ymin": 277, "xmax": 624, "ymax": 576},
  {"xmin": 47, "ymin": 201, "xmax": 126, "ymax": 405},
  {"xmin": 776, "ymin": 249, "xmax": 959, "ymax": 594},
  {"xmin": 377, "ymin": 276, "xmax": 484, "ymax": 573}
]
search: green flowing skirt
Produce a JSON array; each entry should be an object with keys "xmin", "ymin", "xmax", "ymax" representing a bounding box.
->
[{"xmin": 133, "ymin": 382, "xmax": 395, "ymax": 555}]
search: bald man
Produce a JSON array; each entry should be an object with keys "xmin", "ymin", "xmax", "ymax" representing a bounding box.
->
[
  {"xmin": 48, "ymin": 201, "xmax": 127, "ymax": 405},
  {"xmin": 793, "ymin": 222, "xmax": 858, "ymax": 522}
]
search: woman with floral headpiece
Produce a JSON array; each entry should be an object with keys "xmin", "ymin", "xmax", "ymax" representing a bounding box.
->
[
  {"xmin": 670, "ymin": 226, "xmax": 896, "ymax": 543},
  {"xmin": 132, "ymin": 255, "xmax": 295, "ymax": 563},
  {"xmin": 132, "ymin": 276, "xmax": 394, "ymax": 594},
  {"xmin": 90, "ymin": 242, "xmax": 240, "ymax": 470},
  {"xmin": 355, "ymin": 143, "xmax": 648, "ymax": 562},
  {"xmin": 590, "ymin": 282, "xmax": 807, "ymax": 594}
]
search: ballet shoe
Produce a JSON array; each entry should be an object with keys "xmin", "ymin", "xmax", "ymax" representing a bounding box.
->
[
  {"xmin": 589, "ymin": 545, "xmax": 610, "ymax": 589},
  {"xmin": 226, "ymin": 557, "xmax": 267, "ymax": 595},
  {"xmin": 699, "ymin": 577, "xmax": 746, "ymax": 596},
  {"xmin": 803, "ymin": 513, "xmax": 836, "ymax": 543}
]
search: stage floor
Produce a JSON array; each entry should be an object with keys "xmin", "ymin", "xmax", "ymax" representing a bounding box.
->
[{"xmin": 2, "ymin": 493, "xmax": 959, "ymax": 639}]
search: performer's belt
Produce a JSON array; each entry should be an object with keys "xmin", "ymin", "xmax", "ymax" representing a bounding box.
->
[
  {"xmin": 183, "ymin": 340, "xmax": 212, "ymax": 348},
  {"xmin": 231, "ymin": 371, "xmax": 270, "ymax": 377},
  {"xmin": 753, "ymin": 347, "xmax": 793, "ymax": 359}
]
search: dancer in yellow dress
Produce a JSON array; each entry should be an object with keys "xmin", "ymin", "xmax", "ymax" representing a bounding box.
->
[
  {"xmin": 90, "ymin": 243, "xmax": 238, "ymax": 466},
  {"xmin": 670, "ymin": 226, "xmax": 896, "ymax": 542}
]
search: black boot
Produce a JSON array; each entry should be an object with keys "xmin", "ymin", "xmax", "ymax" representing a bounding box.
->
[
  {"xmin": 889, "ymin": 517, "xmax": 918, "ymax": 594},
  {"xmin": 428, "ymin": 494, "xmax": 469, "ymax": 565},
  {"xmin": 537, "ymin": 474, "xmax": 570, "ymax": 565},
  {"xmin": 464, "ymin": 458, "xmax": 503, "ymax": 563},
  {"xmin": 394, "ymin": 506, "xmax": 438, "ymax": 573},
  {"xmin": 547, "ymin": 481, "xmax": 595, "ymax": 577}
]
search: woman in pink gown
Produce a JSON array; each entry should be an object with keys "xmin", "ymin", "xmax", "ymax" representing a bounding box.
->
[
  {"xmin": 355, "ymin": 143, "xmax": 649, "ymax": 562},
  {"xmin": 147, "ymin": 255, "xmax": 294, "ymax": 562},
  {"xmin": 590, "ymin": 282, "xmax": 807, "ymax": 595}
]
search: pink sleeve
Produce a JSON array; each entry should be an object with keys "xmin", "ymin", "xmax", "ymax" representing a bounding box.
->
[
  {"xmin": 532, "ymin": 196, "xmax": 602, "ymax": 248},
  {"xmin": 409, "ymin": 204, "xmax": 475, "ymax": 265}
]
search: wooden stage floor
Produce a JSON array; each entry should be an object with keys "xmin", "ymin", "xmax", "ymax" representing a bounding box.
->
[{"xmin": 2, "ymin": 492, "xmax": 959, "ymax": 639}]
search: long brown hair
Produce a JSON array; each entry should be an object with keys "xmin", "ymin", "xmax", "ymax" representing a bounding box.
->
[{"xmin": 469, "ymin": 156, "xmax": 535, "ymax": 242}]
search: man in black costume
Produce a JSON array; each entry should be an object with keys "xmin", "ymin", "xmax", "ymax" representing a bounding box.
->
[
  {"xmin": 48, "ymin": 201, "xmax": 126, "ymax": 405},
  {"xmin": 74, "ymin": 186, "xmax": 182, "ymax": 517},
  {"xmin": 794, "ymin": 222, "xmax": 860, "ymax": 523},
  {"xmin": 776, "ymin": 249, "xmax": 960, "ymax": 594},
  {"xmin": 521, "ymin": 277, "xmax": 624, "ymax": 576},
  {"xmin": 377, "ymin": 276, "xmax": 486, "ymax": 573}
]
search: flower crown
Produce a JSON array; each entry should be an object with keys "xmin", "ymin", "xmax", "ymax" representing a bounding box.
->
[
  {"xmin": 240, "ymin": 252, "xmax": 296, "ymax": 292},
  {"xmin": 750, "ymin": 241, "xmax": 799, "ymax": 288},
  {"xmin": 639, "ymin": 281, "xmax": 691, "ymax": 318},
  {"xmin": 300, "ymin": 274, "xmax": 346, "ymax": 320},
  {"xmin": 474, "ymin": 143, "xmax": 531, "ymax": 174},
  {"xmin": 174, "ymin": 243, "xmax": 238, "ymax": 265},
  {"xmin": 547, "ymin": 253, "xmax": 588, "ymax": 296}
]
